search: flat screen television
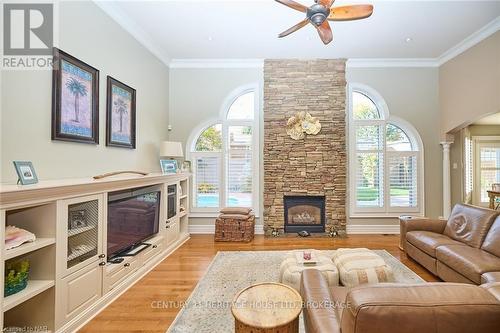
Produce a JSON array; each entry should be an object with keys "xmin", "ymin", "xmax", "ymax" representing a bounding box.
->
[{"xmin": 107, "ymin": 185, "xmax": 161, "ymax": 258}]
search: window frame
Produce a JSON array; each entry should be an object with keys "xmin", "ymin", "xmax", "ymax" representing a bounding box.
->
[
  {"xmin": 472, "ymin": 136, "xmax": 500, "ymax": 206},
  {"xmin": 187, "ymin": 83, "xmax": 260, "ymax": 217},
  {"xmin": 348, "ymin": 83, "xmax": 425, "ymax": 218}
]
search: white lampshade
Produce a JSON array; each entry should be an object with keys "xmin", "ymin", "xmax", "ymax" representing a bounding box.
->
[{"xmin": 160, "ymin": 141, "xmax": 184, "ymax": 158}]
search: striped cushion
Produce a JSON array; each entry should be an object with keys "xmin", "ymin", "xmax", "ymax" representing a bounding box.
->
[{"xmin": 332, "ymin": 248, "xmax": 394, "ymax": 288}]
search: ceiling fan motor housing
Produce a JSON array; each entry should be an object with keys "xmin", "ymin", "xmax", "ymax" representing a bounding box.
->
[{"xmin": 307, "ymin": 4, "xmax": 330, "ymax": 26}]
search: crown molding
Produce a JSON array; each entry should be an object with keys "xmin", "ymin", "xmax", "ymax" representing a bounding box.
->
[
  {"xmin": 437, "ymin": 16, "xmax": 500, "ymax": 66},
  {"xmin": 347, "ymin": 58, "xmax": 439, "ymax": 68},
  {"xmin": 169, "ymin": 59, "xmax": 264, "ymax": 69},
  {"xmin": 93, "ymin": 1, "xmax": 170, "ymax": 67}
]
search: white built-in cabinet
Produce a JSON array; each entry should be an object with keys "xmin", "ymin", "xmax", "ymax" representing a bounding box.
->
[{"xmin": 1, "ymin": 173, "xmax": 190, "ymax": 332}]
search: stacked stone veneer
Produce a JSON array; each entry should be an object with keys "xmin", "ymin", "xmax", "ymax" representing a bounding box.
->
[{"xmin": 263, "ymin": 59, "xmax": 347, "ymax": 236}]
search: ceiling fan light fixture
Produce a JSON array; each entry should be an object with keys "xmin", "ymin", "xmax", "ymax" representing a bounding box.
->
[{"xmin": 275, "ymin": 0, "xmax": 373, "ymax": 45}]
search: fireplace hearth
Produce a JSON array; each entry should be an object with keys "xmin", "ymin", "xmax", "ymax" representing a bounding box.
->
[{"xmin": 284, "ymin": 195, "xmax": 325, "ymax": 233}]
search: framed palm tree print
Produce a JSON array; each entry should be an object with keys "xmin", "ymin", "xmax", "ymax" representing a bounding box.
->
[
  {"xmin": 52, "ymin": 48, "xmax": 99, "ymax": 144},
  {"xmin": 106, "ymin": 76, "xmax": 136, "ymax": 149}
]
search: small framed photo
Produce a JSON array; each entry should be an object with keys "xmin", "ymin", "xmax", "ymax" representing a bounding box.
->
[
  {"xmin": 69, "ymin": 210, "xmax": 87, "ymax": 230},
  {"xmin": 182, "ymin": 160, "xmax": 191, "ymax": 173},
  {"xmin": 160, "ymin": 159, "xmax": 178, "ymax": 174},
  {"xmin": 106, "ymin": 76, "xmax": 136, "ymax": 149},
  {"xmin": 13, "ymin": 161, "xmax": 38, "ymax": 185}
]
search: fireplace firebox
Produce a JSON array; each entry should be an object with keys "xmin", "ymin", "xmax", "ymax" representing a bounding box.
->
[{"xmin": 284, "ymin": 195, "xmax": 325, "ymax": 233}]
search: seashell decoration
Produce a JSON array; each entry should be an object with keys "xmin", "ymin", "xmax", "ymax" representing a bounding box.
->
[{"xmin": 286, "ymin": 111, "xmax": 321, "ymax": 140}]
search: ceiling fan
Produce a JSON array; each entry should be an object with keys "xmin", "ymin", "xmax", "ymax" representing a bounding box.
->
[{"xmin": 276, "ymin": 0, "xmax": 374, "ymax": 45}]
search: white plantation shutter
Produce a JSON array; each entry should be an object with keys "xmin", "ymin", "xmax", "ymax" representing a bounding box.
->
[
  {"xmin": 388, "ymin": 154, "xmax": 418, "ymax": 207},
  {"xmin": 194, "ymin": 156, "xmax": 221, "ymax": 208},
  {"xmin": 227, "ymin": 126, "xmax": 253, "ymax": 207},
  {"xmin": 464, "ymin": 136, "xmax": 473, "ymax": 203},
  {"xmin": 356, "ymin": 152, "xmax": 384, "ymax": 208}
]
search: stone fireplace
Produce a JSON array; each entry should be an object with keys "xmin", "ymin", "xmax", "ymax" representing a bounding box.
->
[
  {"xmin": 263, "ymin": 59, "xmax": 347, "ymax": 236},
  {"xmin": 284, "ymin": 196, "xmax": 325, "ymax": 233}
]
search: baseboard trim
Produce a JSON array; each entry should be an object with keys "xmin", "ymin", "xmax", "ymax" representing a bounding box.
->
[
  {"xmin": 189, "ymin": 224, "xmax": 265, "ymax": 234},
  {"xmin": 347, "ymin": 224, "xmax": 400, "ymax": 234},
  {"xmin": 189, "ymin": 224, "xmax": 399, "ymax": 235}
]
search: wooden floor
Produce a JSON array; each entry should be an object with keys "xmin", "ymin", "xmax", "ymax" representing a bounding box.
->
[{"xmin": 79, "ymin": 234, "xmax": 439, "ymax": 333}]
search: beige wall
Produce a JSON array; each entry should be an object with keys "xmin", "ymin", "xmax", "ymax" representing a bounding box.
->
[
  {"xmin": 169, "ymin": 66, "xmax": 443, "ymax": 227},
  {"xmin": 0, "ymin": 1, "xmax": 169, "ymax": 182},
  {"xmin": 347, "ymin": 67, "xmax": 443, "ymax": 222},
  {"xmin": 439, "ymin": 32, "xmax": 500, "ymax": 135}
]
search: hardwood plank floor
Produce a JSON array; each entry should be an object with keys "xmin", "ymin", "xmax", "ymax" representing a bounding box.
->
[{"xmin": 79, "ymin": 234, "xmax": 439, "ymax": 333}]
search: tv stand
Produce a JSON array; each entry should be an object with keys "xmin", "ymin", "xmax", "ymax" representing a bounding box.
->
[{"xmin": 0, "ymin": 172, "xmax": 191, "ymax": 332}]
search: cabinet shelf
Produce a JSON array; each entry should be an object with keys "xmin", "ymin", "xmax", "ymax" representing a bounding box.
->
[
  {"xmin": 3, "ymin": 280, "xmax": 54, "ymax": 312},
  {"xmin": 68, "ymin": 225, "xmax": 95, "ymax": 237},
  {"xmin": 5, "ymin": 238, "xmax": 56, "ymax": 260},
  {"xmin": 67, "ymin": 245, "xmax": 97, "ymax": 262}
]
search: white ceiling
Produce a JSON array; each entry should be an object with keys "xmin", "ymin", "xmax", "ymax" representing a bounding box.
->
[
  {"xmin": 97, "ymin": 0, "xmax": 500, "ymax": 62},
  {"xmin": 473, "ymin": 112, "xmax": 500, "ymax": 125}
]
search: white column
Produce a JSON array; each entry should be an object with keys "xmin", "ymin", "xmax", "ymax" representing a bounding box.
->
[{"xmin": 441, "ymin": 142, "xmax": 452, "ymax": 218}]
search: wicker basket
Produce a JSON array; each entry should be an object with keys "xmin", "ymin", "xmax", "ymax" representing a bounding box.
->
[{"xmin": 215, "ymin": 215, "xmax": 255, "ymax": 242}]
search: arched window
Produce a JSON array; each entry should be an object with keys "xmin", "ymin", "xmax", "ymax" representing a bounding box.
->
[
  {"xmin": 189, "ymin": 85, "xmax": 259, "ymax": 213},
  {"xmin": 349, "ymin": 85, "xmax": 424, "ymax": 216}
]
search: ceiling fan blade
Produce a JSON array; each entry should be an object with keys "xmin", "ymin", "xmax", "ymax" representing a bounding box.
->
[
  {"xmin": 328, "ymin": 4, "xmax": 374, "ymax": 21},
  {"xmin": 315, "ymin": 20, "xmax": 333, "ymax": 45},
  {"xmin": 278, "ymin": 19, "xmax": 310, "ymax": 38},
  {"xmin": 318, "ymin": 0, "xmax": 335, "ymax": 9},
  {"xmin": 275, "ymin": 0, "xmax": 308, "ymax": 13}
]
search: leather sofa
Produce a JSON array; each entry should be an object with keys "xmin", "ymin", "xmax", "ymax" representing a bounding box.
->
[
  {"xmin": 401, "ymin": 204, "xmax": 500, "ymax": 284},
  {"xmin": 300, "ymin": 269, "xmax": 500, "ymax": 333}
]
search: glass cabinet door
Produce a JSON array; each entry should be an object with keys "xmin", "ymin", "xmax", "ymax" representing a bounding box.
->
[
  {"xmin": 67, "ymin": 199, "xmax": 99, "ymax": 269},
  {"xmin": 58, "ymin": 194, "xmax": 104, "ymax": 277}
]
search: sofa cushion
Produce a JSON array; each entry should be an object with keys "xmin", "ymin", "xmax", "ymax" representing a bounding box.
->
[
  {"xmin": 436, "ymin": 245, "xmax": 500, "ymax": 284},
  {"xmin": 443, "ymin": 204, "xmax": 499, "ymax": 248},
  {"xmin": 406, "ymin": 231, "xmax": 463, "ymax": 257},
  {"xmin": 482, "ymin": 216, "xmax": 500, "ymax": 257}
]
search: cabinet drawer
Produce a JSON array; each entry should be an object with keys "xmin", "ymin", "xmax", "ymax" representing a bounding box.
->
[
  {"xmin": 141, "ymin": 242, "xmax": 163, "ymax": 265},
  {"xmin": 104, "ymin": 257, "xmax": 139, "ymax": 292}
]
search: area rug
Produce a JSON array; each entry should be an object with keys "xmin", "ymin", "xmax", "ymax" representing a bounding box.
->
[{"xmin": 167, "ymin": 250, "xmax": 424, "ymax": 333}]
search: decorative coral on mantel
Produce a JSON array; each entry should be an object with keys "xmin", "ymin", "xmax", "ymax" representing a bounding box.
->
[{"xmin": 286, "ymin": 111, "xmax": 321, "ymax": 140}]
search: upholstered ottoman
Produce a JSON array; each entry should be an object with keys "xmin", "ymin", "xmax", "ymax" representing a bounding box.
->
[
  {"xmin": 332, "ymin": 248, "xmax": 394, "ymax": 288},
  {"xmin": 279, "ymin": 250, "xmax": 339, "ymax": 291}
]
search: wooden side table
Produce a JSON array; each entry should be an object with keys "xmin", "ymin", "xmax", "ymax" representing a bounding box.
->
[{"xmin": 231, "ymin": 282, "xmax": 303, "ymax": 333}]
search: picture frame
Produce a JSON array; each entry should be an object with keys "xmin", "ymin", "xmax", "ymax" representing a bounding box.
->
[
  {"xmin": 52, "ymin": 48, "xmax": 99, "ymax": 144},
  {"xmin": 106, "ymin": 76, "xmax": 136, "ymax": 149},
  {"xmin": 13, "ymin": 161, "xmax": 38, "ymax": 185},
  {"xmin": 68, "ymin": 210, "xmax": 87, "ymax": 230},
  {"xmin": 182, "ymin": 160, "xmax": 191, "ymax": 173},
  {"xmin": 160, "ymin": 159, "xmax": 178, "ymax": 174}
]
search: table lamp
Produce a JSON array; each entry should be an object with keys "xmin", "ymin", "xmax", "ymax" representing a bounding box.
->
[{"xmin": 159, "ymin": 141, "xmax": 184, "ymax": 174}]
